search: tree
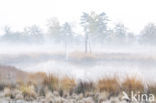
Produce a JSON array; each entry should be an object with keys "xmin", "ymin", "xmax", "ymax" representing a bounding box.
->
[
  {"xmin": 47, "ymin": 18, "xmax": 75, "ymax": 59},
  {"xmin": 61, "ymin": 22, "xmax": 74, "ymax": 60},
  {"xmin": 139, "ymin": 23, "xmax": 156, "ymax": 45},
  {"xmin": 23, "ymin": 25, "xmax": 44, "ymax": 43},
  {"xmin": 47, "ymin": 18, "xmax": 62, "ymax": 42},
  {"xmin": 113, "ymin": 23, "xmax": 127, "ymax": 44},
  {"xmin": 1, "ymin": 26, "xmax": 22, "ymax": 42},
  {"xmin": 4, "ymin": 26, "xmax": 11, "ymax": 35},
  {"xmin": 126, "ymin": 32, "xmax": 136, "ymax": 45},
  {"xmin": 81, "ymin": 11, "xmax": 108, "ymax": 53},
  {"xmin": 61, "ymin": 22, "xmax": 73, "ymax": 48}
]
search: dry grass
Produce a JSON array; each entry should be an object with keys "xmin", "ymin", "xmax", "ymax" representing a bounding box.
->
[
  {"xmin": 0, "ymin": 82, "xmax": 7, "ymax": 91},
  {"xmin": 20, "ymin": 85, "xmax": 36, "ymax": 99},
  {"xmin": 1, "ymin": 66, "xmax": 155, "ymax": 99},
  {"xmin": 42, "ymin": 74, "xmax": 76, "ymax": 96},
  {"xmin": 4, "ymin": 87, "xmax": 11, "ymax": 97},
  {"xmin": 75, "ymin": 81, "xmax": 95, "ymax": 95},
  {"xmin": 70, "ymin": 51, "xmax": 97, "ymax": 59},
  {"xmin": 60, "ymin": 76, "xmax": 76, "ymax": 92},
  {"xmin": 97, "ymin": 76, "xmax": 120, "ymax": 95},
  {"xmin": 122, "ymin": 76, "xmax": 144, "ymax": 95},
  {"xmin": 147, "ymin": 83, "xmax": 156, "ymax": 95},
  {"xmin": 28, "ymin": 72, "xmax": 47, "ymax": 85},
  {"xmin": 42, "ymin": 73, "xmax": 59, "ymax": 91}
]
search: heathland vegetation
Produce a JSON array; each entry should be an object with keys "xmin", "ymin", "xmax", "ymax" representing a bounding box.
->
[{"xmin": 0, "ymin": 65, "xmax": 156, "ymax": 103}]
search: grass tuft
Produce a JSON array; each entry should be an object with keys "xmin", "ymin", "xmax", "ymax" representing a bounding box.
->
[
  {"xmin": 43, "ymin": 73, "xmax": 59, "ymax": 91},
  {"xmin": 60, "ymin": 76, "xmax": 76, "ymax": 92},
  {"xmin": 75, "ymin": 80, "xmax": 95, "ymax": 95},
  {"xmin": 122, "ymin": 76, "xmax": 144, "ymax": 95},
  {"xmin": 97, "ymin": 76, "xmax": 120, "ymax": 96}
]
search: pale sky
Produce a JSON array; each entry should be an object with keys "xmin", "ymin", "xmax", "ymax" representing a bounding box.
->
[{"xmin": 0, "ymin": 0, "xmax": 156, "ymax": 34}]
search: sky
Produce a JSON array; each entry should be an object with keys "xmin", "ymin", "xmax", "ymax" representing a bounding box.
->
[{"xmin": 0, "ymin": 0, "xmax": 156, "ymax": 34}]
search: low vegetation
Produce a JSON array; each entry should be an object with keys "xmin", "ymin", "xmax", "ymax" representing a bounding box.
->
[
  {"xmin": 0, "ymin": 67, "xmax": 156, "ymax": 102},
  {"xmin": 97, "ymin": 76, "xmax": 120, "ymax": 96},
  {"xmin": 122, "ymin": 76, "xmax": 144, "ymax": 95}
]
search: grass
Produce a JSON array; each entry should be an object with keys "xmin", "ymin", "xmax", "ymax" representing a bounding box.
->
[
  {"xmin": 43, "ymin": 73, "xmax": 59, "ymax": 91},
  {"xmin": 147, "ymin": 83, "xmax": 156, "ymax": 95},
  {"xmin": 60, "ymin": 76, "xmax": 76, "ymax": 92},
  {"xmin": 1, "ymin": 71, "xmax": 156, "ymax": 100},
  {"xmin": 4, "ymin": 87, "xmax": 11, "ymax": 97},
  {"xmin": 20, "ymin": 85, "xmax": 36, "ymax": 100},
  {"xmin": 97, "ymin": 76, "xmax": 120, "ymax": 96},
  {"xmin": 28, "ymin": 72, "xmax": 47, "ymax": 85},
  {"xmin": 0, "ymin": 81, "xmax": 16, "ymax": 91},
  {"xmin": 0, "ymin": 82, "xmax": 7, "ymax": 91},
  {"xmin": 70, "ymin": 51, "xmax": 97, "ymax": 60},
  {"xmin": 42, "ymin": 74, "xmax": 76, "ymax": 96},
  {"xmin": 122, "ymin": 76, "xmax": 144, "ymax": 95},
  {"xmin": 75, "ymin": 80, "xmax": 95, "ymax": 95}
]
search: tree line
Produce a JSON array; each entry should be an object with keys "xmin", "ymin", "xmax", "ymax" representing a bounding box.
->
[{"xmin": 0, "ymin": 11, "xmax": 156, "ymax": 53}]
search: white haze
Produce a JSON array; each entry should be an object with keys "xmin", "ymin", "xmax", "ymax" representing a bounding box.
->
[
  {"xmin": 0, "ymin": 43, "xmax": 156, "ymax": 82},
  {"xmin": 0, "ymin": 0, "xmax": 156, "ymax": 82}
]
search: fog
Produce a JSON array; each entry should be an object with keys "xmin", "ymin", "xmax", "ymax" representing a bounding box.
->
[
  {"xmin": 0, "ymin": 11, "xmax": 156, "ymax": 82},
  {"xmin": 0, "ymin": 42, "xmax": 156, "ymax": 83}
]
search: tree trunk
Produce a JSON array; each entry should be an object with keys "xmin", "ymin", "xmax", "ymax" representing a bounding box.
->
[
  {"xmin": 88, "ymin": 39, "xmax": 91, "ymax": 53},
  {"xmin": 85, "ymin": 33, "xmax": 88, "ymax": 53},
  {"xmin": 65, "ymin": 41, "xmax": 68, "ymax": 61}
]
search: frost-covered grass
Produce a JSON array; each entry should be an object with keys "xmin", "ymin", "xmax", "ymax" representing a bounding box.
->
[
  {"xmin": 0, "ymin": 69, "xmax": 156, "ymax": 103},
  {"xmin": 0, "ymin": 71, "xmax": 155, "ymax": 99}
]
